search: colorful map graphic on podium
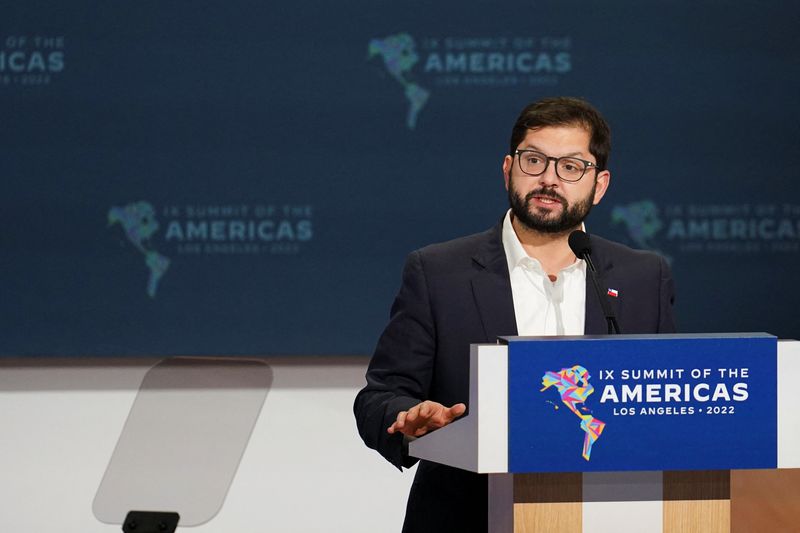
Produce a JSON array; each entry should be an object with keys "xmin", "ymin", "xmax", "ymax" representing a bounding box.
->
[{"xmin": 541, "ymin": 365, "xmax": 606, "ymax": 460}]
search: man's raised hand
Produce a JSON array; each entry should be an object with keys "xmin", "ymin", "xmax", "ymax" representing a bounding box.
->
[{"xmin": 387, "ymin": 400, "xmax": 466, "ymax": 437}]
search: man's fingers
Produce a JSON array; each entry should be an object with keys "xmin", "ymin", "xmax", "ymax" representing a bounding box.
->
[
  {"xmin": 419, "ymin": 401, "xmax": 431, "ymax": 418},
  {"xmin": 387, "ymin": 401, "xmax": 465, "ymax": 435},
  {"xmin": 395, "ymin": 410, "xmax": 408, "ymax": 429},
  {"xmin": 447, "ymin": 403, "xmax": 467, "ymax": 419},
  {"xmin": 387, "ymin": 407, "xmax": 417, "ymax": 434}
]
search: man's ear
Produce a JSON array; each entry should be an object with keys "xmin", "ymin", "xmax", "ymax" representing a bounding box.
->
[
  {"xmin": 592, "ymin": 169, "xmax": 611, "ymax": 205},
  {"xmin": 502, "ymin": 155, "xmax": 513, "ymax": 191}
]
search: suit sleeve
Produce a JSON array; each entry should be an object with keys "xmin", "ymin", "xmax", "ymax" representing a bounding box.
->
[
  {"xmin": 657, "ymin": 255, "xmax": 677, "ymax": 333},
  {"xmin": 353, "ymin": 250, "xmax": 436, "ymax": 470}
]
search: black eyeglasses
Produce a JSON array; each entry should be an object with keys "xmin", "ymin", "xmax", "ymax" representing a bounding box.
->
[{"xmin": 514, "ymin": 149, "xmax": 600, "ymax": 183}]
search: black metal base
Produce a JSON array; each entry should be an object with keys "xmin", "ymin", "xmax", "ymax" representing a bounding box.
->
[{"xmin": 122, "ymin": 511, "xmax": 180, "ymax": 533}]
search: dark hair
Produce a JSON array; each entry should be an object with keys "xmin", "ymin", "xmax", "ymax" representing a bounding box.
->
[{"xmin": 508, "ymin": 96, "xmax": 611, "ymax": 170}]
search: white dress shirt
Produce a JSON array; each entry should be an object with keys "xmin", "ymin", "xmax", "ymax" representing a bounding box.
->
[{"xmin": 501, "ymin": 210, "xmax": 587, "ymax": 336}]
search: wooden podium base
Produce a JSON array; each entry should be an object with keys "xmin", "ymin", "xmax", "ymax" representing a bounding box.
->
[
  {"xmin": 511, "ymin": 473, "xmax": 582, "ymax": 533},
  {"xmin": 489, "ymin": 469, "xmax": 800, "ymax": 533},
  {"xmin": 663, "ymin": 471, "xmax": 729, "ymax": 532}
]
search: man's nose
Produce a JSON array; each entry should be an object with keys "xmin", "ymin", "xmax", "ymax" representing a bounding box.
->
[{"xmin": 538, "ymin": 160, "xmax": 561, "ymax": 187}]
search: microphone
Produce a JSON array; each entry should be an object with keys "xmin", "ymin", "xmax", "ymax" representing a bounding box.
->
[
  {"xmin": 568, "ymin": 230, "xmax": 594, "ymax": 270},
  {"xmin": 568, "ymin": 230, "xmax": 621, "ymax": 334}
]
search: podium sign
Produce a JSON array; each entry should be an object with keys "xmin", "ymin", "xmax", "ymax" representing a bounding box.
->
[{"xmin": 507, "ymin": 333, "xmax": 777, "ymax": 473}]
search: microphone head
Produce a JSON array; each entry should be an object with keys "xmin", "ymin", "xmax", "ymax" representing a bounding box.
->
[{"xmin": 568, "ymin": 230, "xmax": 592, "ymax": 257}]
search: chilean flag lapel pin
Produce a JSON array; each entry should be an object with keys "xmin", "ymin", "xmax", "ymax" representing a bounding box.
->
[{"xmin": 607, "ymin": 288, "xmax": 619, "ymax": 298}]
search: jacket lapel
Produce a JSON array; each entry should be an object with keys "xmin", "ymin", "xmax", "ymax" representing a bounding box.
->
[{"xmin": 470, "ymin": 223, "xmax": 518, "ymax": 341}]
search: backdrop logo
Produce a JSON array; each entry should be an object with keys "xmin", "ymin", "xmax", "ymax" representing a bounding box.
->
[
  {"xmin": 368, "ymin": 33, "xmax": 429, "ymax": 130},
  {"xmin": 611, "ymin": 200, "xmax": 670, "ymax": 260},
  {"xmin": 108, "ymin": 202, "xmax": 170, "ymax": 298},
  {"xmin": 541, "ymin": 365, "xmax": 605, "ymax": 460},
  {"xmin": 0, "ymin": 35, "xmax": 65, "ymax": 87},
  {"xmin": 612, "ymin": 200, "xmax": 800, "ymax": 256},
  {"xmin": 368, "ymin": 33, "xmax": 573, "ymax": 129},
  {"xmin": 108, "ymin": 201, "xmax": 314, "ymax": 298}
]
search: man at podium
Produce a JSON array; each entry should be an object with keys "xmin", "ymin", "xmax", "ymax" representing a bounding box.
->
[{"xmin": 354, "ymin": 96, "xmax": 676, "ymax": 533}]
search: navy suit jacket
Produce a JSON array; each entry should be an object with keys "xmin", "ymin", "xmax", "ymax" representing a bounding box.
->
[{"xmin": 354, "ymin": 221, "xmax": 676, "ymax": 533}]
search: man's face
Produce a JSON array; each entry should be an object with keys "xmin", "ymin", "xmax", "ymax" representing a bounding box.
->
[{"xmin": 502, "ymin": 125, "xmax": 611, "ymax": 234}]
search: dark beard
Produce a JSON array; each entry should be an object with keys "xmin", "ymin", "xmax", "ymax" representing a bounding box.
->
[{"xmin": 508, "ymin": 180, "xmax": 596, "ymax": 234}]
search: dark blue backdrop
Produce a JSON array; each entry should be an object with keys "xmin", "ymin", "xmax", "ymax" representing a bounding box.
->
[{"xmin": 2, "ymin": 1, "xmax": 798, "ymax": 356}]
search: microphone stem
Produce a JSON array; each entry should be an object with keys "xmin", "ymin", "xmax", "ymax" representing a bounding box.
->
[{"xmin": 582, "ymin": 252, "xmax": 621, "ymax": 335}]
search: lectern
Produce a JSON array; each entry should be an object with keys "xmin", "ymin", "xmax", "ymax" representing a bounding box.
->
[{"xmin": 409, "ymin": 333, "xmax": 800, "ymax": 532}]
